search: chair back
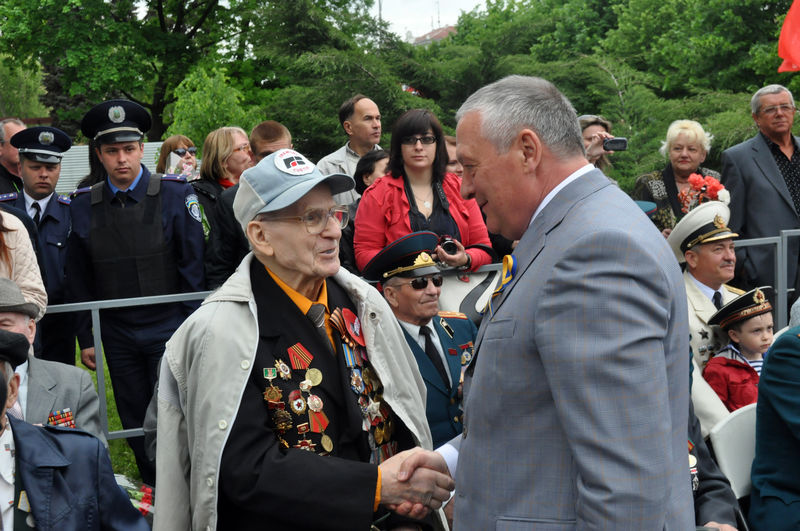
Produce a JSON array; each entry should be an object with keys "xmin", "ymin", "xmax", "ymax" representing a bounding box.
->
[{"xmin": 709, "ymin": 403, "xmax": 757, "ymax": 498}]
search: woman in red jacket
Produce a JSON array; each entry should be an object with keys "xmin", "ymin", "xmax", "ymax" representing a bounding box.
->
[{"xmin": 353, "ymin": 109, "xmax": 492, "ymax": 273}]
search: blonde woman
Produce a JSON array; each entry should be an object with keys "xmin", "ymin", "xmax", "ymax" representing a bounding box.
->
[{"xmin": 0, "ymin": 210, "xmax": 46, "ymax": 318}]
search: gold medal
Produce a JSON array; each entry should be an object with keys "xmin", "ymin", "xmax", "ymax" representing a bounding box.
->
[
  {"xmin": 689, "ymin": 454, "xmax": 697, "ymax": 468},
  {"xmin": 306, "ymin": 368, "xmax": 323, "ymax": 386},
  {"xmin": 321, "ymin": 433, "xmax": 333, "ymax": 452},
  {"xmin": 263, "ymin": 386, "xmax": 282, "ymax": 402},
  {"xmin": 374, "ymin": 424, "xmax": 384, "ymax": 445}
]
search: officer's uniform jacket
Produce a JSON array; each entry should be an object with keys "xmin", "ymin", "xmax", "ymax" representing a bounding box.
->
[{"xmin": 401, "ymin": 312, "xmax": 476, "ymax": 448}]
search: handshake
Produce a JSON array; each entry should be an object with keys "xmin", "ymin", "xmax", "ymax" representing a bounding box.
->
[{"xmin": 379, "ymin": 447, "xmax": 455, "ymax": 519}]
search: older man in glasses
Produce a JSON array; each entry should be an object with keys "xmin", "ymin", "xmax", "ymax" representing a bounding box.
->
[
  {"xmin": 362, "ymin": 232, "xmax": 477, "ymax": 449},
  {"xmin": 154, "ymin": 149, "xmax": 453, "ymax": 531}
]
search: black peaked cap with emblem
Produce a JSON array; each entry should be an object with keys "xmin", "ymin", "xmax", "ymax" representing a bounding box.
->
[
  {"xmin": 0, "ymin": 328, "xmax": 30, "ymax": 369},
  {"xmin": 81, "ymin": 99, "xmax": 151, "ymax": 144},
  {"xmin": 709, "ymin": 286, "xmax": 774, "ymax": 331},
  {"xmin": 361, "ymin": 231, "xmax": 440, "ymax": 283},
  {"xmin": 11, "ymin": 126, "xmax": 72, "ymax": 164}
]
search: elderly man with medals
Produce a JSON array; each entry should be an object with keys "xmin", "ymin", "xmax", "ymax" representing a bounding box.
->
[{"xmin": 154, "ymin": 149, "xmax": 453, "ymax": 531}]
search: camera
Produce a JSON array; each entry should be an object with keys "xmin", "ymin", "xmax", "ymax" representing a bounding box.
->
[
  {"xmin": 603, "ymin": 137, "xmax": 628, "ymax": 151},
  {"xmin": 439, "ymin": 237, "xmax": 458, "ymax": 255}
]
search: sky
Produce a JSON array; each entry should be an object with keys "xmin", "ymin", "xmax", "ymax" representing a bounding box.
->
[{"xmin": 375, "ymin": 0, "xmax": 485, "ymax": 41}]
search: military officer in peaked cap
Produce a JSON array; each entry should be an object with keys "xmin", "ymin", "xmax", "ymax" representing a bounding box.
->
[
  {"xmin": 66, "ymin": 99, "xmax": 205, "ymax": 484},
  {"xmin": 668, "ymin": 200, "xmax": 744, "ymax": 436},
  {"xmin": 154, "ymin": 149, "xmax": 453, "ymax": 530},
  {"xmin": 0, "ymin": 126, "xmax": 75, "ymax": 365},
  {"xmin": 362, "ymin": 231, "xmax": 477, "ymax": 448}
]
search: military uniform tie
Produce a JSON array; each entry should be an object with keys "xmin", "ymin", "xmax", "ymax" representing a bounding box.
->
[
  {"xmin": 30, "ymin": 202, "xmax": 41, "ymax": 226},
  {"xmin": 420, "ymin": 326, "xmax": 450, "ymax": 391},
  {"xmin": 306, "ymin": 303, "xmax": 332, "ymax": 352},
  {"xmin": 713, "ymin": 291, "xmax": 722, "ymax": 310}
]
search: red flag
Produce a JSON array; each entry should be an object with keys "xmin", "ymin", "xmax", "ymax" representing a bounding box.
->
[{"xmin": 778, "ymin": 0, "xmax": 800, "ymax": 72}]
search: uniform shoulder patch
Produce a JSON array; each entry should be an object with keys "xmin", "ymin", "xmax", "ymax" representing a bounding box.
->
[
  {"xmin": 71, "ymin": 186, "xmax": 91, "ymax": 199},
  {"xmin": 438, "ymin": 311, "xmax": 468, "ymax": 319},
  {"xmin": 57, "ymin": 194, "xmax": 71, "ymax": 205},
  {"xmin": 185, "ymin": 193, "xmax": 202, "ymax": 223},
  {"xmin": 162, "ymin": 175, "xmax": 187, "ymax": 183},
  {"xmin": 0, "ymin": 192, "xmax": 18, "ymax": 202},
  {"xmin": 724, "ymin": 284, "xmax": 746, "ymax": 295}
]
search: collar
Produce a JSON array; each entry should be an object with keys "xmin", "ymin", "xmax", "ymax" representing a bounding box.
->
[
  {"xmin": 0, "ymin": 423, "xmax": 13, "ymax": 485},
  {"xmin": 22, "ymin": 191, "xmax": 53, "ymax": 217},
  {"xmin": 529, "ymin": 163, "xmax": 595, "ymax": 226},
  {"xmin": 265, "ymin": 266, "xmax": 328, "ymax": 314},
  {"xmin": 397, "ymin": 319, "xmax": 434, "ymax": 339},
  {"xmin": 345, "ymin": 142, "xmax": 381, "ymax": 159},
  {"xmin": 106, "ymin": 166, "xmax": 144, "ymax": 194},
  {"xmin": 760, "ymin": 131, "xmax": 799, "ymax": 152},
  {"xmin": 688, "ymin": 271, "xmax": 720, "ymax": 302}
]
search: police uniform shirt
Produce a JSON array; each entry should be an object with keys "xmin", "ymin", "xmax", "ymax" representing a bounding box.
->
[
  {"xmin": 0, "ymin": 425, "xmax": 14, "ymax": 530},
  {"xmin": 397, "ymin": 319, "xmax": 452, "ymax": 382},
  {"xmin": 22, "ymin": 192, "xmax": 52, "ymax": 224},
  {"xmin": 689, "ymin": 272, "xmax": 724, "ymax": 308}
]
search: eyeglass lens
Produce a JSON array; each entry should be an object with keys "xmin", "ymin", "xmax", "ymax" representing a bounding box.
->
[
  {"xmin": 173, "ymin": 147, "xmax": 197, "ymax": 156},
  {"xmin": 410, "ymin": 275, "xmax": 444, "ymax": 289},
  {"xmin": 402, "ymin": 135, "xmax": 436, "ymax": 145}
]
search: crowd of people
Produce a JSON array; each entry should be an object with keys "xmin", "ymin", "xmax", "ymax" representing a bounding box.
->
[{"xmin": 0, "ymin": 77, "xmax": 795, "ymax": 530}]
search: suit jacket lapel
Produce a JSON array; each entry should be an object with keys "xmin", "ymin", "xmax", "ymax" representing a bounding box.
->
[
  {"xmin": 476, "ymin": 169, "xmax": 612, "ymax": 348},
  {"xmin": 433, "ymin": 318, "xmax": 463, "ymax": 392},
  {"xmin": 684, "ymin": 272, "xmax": 716, "ymax": 326},
  {"xmin": 24, "ymin": 357, "xmax": 57, "ymax": 423},
  {"xmin": 751, "ymin": 134, "xmax": 799, "ymax": 217}
]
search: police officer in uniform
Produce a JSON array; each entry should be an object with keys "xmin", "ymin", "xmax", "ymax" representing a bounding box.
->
[
  {"xmin": 66, "ymin": 100, "xmax": 205, "ymax": 484},
  {"xmin": 362, "ymin": 231, "xmax": 477, "ymax": 448},
  {"xmin": 0, "ymin": 127, "xmax": 75, "ymax": 364}
]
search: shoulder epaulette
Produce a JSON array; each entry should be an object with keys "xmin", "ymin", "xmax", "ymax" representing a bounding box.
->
[
  {"xmin": 161, "ymin": 175, "xmax": 187, "ymax": 183},
  {"xmin": 57, "ymin": 194, "xmax": 71, "ymax": 205},
  {"xmin": 0, "ymin": 192, "xmax": 18, "ymax": 202},
  {"xmin": 71, "ymin": 186, "xmax": 92, "ymax": 199},
  {"xmin": 724, "ymin": 284, "xmax": 746, "ymax": 295},
  {"xmin": 438, "ymin": 311, "xmax": 468, "ymax": 320}
]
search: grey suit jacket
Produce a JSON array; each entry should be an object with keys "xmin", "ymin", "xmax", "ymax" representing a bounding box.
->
[
  {"xmin": 721, "ymin": 133, "xmax": 800, "ymax": 291},
  {"xmin": 26, "ymin": 355, "xmax": 106, "ymax": 445},
  {"xmin": 454, "ymin": 169, "xmax": 694, "ymax": 530}
]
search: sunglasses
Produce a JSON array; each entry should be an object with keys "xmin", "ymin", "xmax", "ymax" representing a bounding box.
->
[
  {"xmin": 401, "ymin": 274, "xmax": 444, "ymax": 290},
  {"xmin": 173, "ymin": 147, "xmax": 197, "ymax": 157}
]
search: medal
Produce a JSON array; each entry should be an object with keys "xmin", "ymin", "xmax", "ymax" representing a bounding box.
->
[
  {"xmin": 342, "ymin": 308, "xmax": 366, "ymax": 346},
  {"xmin": 289, "ymin": 390, "xmax": 306, "ymax": 415},
  {"xmin": 306, "ymin": 368, "xmax": 323, "ymax": 386},
  {"xmin": 307, "ymin": 394, "xmax": 324, "ymax": 412},
  {"xmin": 264, "ymin": 367, "xmax": 277, "ymax": 381},
  {"xmin": 275, "ymin": 359, "xmax": 292, "ymax": 380},
  {"xmin": 299, "ymin": 379, "xmax": 313, "ymax": 392},
  {"xmin": 288, "ymin": 343, "xmax": 314, "ymax": 370},
  {"xmin": 320, "ymin": 434, "xmax": 333, "ymax": 452},
  {"xmin": 263, "ymin": 386, "xmax": 282, "ymax": 402},
  {"xmin": 272, "ymin": 409, "xmax": 293, "ymax": 431},
  {"xmin": 374, "ymin": 424, "xmax": 384, "ymax": 445},
  {"xmin": 350, "ymin": 368, "xmax": 365, "ymax": 394}
]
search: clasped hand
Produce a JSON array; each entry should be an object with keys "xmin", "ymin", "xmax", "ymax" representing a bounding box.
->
[{"xmin": 379, "ymin": 448, "xmax": 454, "ymax": 519}]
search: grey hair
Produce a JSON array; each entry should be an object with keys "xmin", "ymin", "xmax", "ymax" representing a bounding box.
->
[
  {"xmin": 659, "ymin": 120, "xmax": 713, "ymax": 156},
  {"xmin": 456, "ymin": 75, "xmax": 584, "ymax": 158},
  {"xmin": 751, "ymin": 84, "xmax": 794, "ymax": 114},
  {"xmin": 0, "ymin": 361, "xmax": 12, "ymax": 382},
  {"xmin": 0, "ymin": 119, "xmax": 24, "ymax": 142}
]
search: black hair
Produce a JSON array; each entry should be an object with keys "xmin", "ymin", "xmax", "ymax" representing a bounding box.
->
[
  {"xmin": 354, "ymin": 150, "xmax": 389, "ymax": 195},
  {"xmin": 339, "ymin": 94, "xmax": 368, "ymax": 129},
  {"xmin": 388, "ymin": 109, "xmax": 448, "ymax": 183}
]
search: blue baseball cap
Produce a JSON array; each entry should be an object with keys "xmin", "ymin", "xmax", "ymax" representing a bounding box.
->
[{"xmin": 233, "ymin": 148, "xmax": 354, "ymax": 231}]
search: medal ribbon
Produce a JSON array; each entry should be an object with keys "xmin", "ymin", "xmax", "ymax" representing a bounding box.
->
[
  {"xmin": 484, "ymin": 254, "xmax": 516, "ymax": 316},
  {"xmin": 342, "ymin": 343, "xmax": 357, "ymax": 368}
]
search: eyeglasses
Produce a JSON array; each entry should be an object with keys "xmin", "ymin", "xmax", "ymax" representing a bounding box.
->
[
  {"xmin": 400, "ymin": 274, "xmax": 444, "ymax": 290},
  {"xmin": 265, "ymin": 206, "xmax": 349, "ymax": 234},
  {"xmin": 229, "ymin": 143, "xmax": 252, "ymax": 157},
  {"xmin": 173, "ymin": 147, "xmax": 197, "ymax": 157},
  {"xmin": 401, "ymin": 135, "xmax": 436, "ymax": 146},
  {"xmin": 760, "ymin": 104, "xmax": 796, "ymax": 116}
]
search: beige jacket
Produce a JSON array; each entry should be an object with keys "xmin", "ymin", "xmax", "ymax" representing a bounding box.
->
[
  {"xmin": 154, "ymin": 253, "xmax": 433, "ymax": 531},
  {"xmin": 0, "ymin": 212, "xmax": 46, "ymax": 319}
]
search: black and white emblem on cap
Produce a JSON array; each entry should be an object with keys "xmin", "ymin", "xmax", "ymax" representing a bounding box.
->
[
  {"xmin": 108, "ymin": 106, "xmax": 126, "ymax": 123},
  {"xmin": 38, "ymin": 131, "xmax": 54, "ymax": 145},
  {"xmin": 275, "ymin": 149, "xmax": 314, "ymax": 176}
]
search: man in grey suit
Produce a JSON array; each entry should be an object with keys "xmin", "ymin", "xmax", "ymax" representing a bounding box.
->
[
  {"xmin": 721, "ymin": 84, "xmax": 800, "ymax": 295},
  {"xmin": 0, "ymin": 278, "xmax": 105, "ymax": 444},
  {"xmin": 400, "ymin": 76, "xmax": 693, "ymax": 529}
]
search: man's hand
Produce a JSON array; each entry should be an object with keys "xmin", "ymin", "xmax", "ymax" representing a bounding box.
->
[
  {"xmin": 81, "ymin": 347, "xmax": 97, "ymax": 370},
  {"xmin": 703, "ymin": 522, "xmax": 737, "ymax": 531},
  {"xmin": 379, "ymin": 448, "xmax": 454, "ymax": 519}
]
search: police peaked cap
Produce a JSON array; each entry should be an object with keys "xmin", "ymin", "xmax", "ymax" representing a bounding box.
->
[
  {"xmin": 81, "ymin": 99, "xmax": 151, "ymax": 144},
  {"xmin": 11, "ymin": 126, "xmax": 72, "ymax": 164},
  {"xmin": 361, "ymin": 231, "xmax": 441, "ymax": 283}
]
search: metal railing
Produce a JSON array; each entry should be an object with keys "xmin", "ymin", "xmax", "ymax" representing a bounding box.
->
[{"xmin": 42, "ymin": 230, "xmax": 799, "ymax": 441}]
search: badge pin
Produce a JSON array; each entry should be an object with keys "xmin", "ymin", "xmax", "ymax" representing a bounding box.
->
[
  {"xmin": 440, "ymin": 318, "xmax": 455, "ymax": 339},
  {"xmin": 289, "ymin": 390, "xmax": 306, "ymax": 415},
  {"xmin": 299, "ymin": 379, "xmax": 313, "ymax": 392},
  {"xmin": 307, "ymin": 394, "xmax": 324, "ymax": 412},
  {"xmin": 263, "ymin": 386, "xmax": 282, "ymax": 402},
  {"xmin": 275, "ymin": 359, "xmax": 292, "ymax": 380}
]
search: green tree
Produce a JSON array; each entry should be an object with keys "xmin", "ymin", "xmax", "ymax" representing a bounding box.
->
[{"xmin": 0, "ymin": 57, "xmax": 48, "ymax": 118}]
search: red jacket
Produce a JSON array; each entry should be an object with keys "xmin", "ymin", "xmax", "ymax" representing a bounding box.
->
[
  {"xmin": 702, "ymin": 347, "xmax": 760, "ymax": 412},
  {"xmin": 353, "ymin": 173, "xmax": 492, "ymax": 272}
]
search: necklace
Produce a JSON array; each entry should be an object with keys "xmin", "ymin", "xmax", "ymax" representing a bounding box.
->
[{"xmin": 413, "ymin": 188, "xmax": 433, "ymax": 209}]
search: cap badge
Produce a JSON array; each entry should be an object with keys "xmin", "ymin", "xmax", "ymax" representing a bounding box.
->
[
  {"xmin": 713, "ymin": 214, "xmax": 725, "ymax": 229},
  {"xmin": 108, "ymin": 106, "xmax": 126, "ymax": 123},
  {"xmin": 415, "ymin": 252, "xmax": 435, "ymax": 267},
  {"xmin": 753, "ymin": 288, "xmax": 766, "ymax": 304},
  {"xmin": 38, "ymin": 131, "xmax": 54, "ymax": 145},
  {"xmin": 274, "ymin": 149, "xmax": 314, "ymax": 176}
]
